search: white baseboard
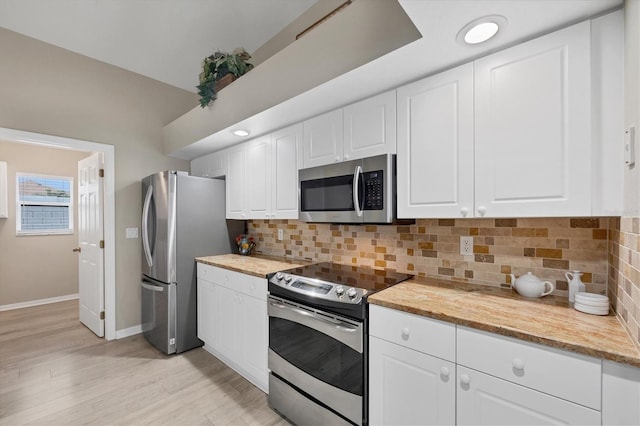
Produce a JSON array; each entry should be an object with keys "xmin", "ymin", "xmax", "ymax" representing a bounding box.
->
[
  {"xmin": 115, "ymin": 324, "xmax": 143, "ymax": 339},
  {"xmin": 0, "ymin": 293, "xmax": 79, "ymax": 311}
]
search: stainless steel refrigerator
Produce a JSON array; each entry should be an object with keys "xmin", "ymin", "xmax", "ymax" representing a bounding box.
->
[{"xmin": 141, "ymin": 171, "xmax": 244, "ymax": 354}]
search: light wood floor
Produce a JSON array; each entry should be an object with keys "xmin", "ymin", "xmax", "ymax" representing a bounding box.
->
[{"xmin": 0, "ymin": 300, "xmax": 287, "ymax": 426}]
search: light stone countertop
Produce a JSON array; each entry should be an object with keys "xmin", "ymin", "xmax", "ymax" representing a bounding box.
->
[
  {"xmin": 368, "ymin": 277, "xmax": 640, "ymax": 368},
  {"xmin": 195, "ymin": 255, "xmax": 640, "ymax": 367},
  {"xmin": 195, "ymin": 253, "xmax": 312, "ymax": 278}
]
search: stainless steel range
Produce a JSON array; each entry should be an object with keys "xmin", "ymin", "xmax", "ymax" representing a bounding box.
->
[{"xmin": 267, "ymin": 262, "xmax": 412, "ymax": 426}]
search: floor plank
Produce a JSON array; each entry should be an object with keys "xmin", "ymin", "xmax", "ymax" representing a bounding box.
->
[{"xmin": 0, "ymin": 300, "xmax": 285, "ymax": 426}]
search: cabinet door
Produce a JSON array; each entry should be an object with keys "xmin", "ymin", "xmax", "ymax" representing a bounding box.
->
[
  {"xmin": 245, "ymin": 137, "xmax": 272, "ymax": 219},
  {"xmin": 343, "ymin": 90, "xmax": 396, "ymax": 161},
  {"xmin": 301, "ymin": 109, "xmax": 344, "ymax": 169},
  {"xmin": 240, "ymin": 294, "xmax": 268, "ymax": 391},
  {"xmin": 226, "ymin": 146, "xmax": 246, "ymax": 219},
  {"xmin": 474, "ymin": 21, "xmax": 591, "ymax": 217},
  {"xmin": 207, "ymin": 150, "xmax": 227, "ymax": 178},
  {"xmin": 190, "ymin": 155, "xmax": 208, "ymax": 178},
  {"xmin": 369, "ymin": 337, "xmax": 455, "ymax": 426},
  {"xmin": 397, "ymin": 63, "xmax": 474, "ymax": 219},
  {"xmin": 457, "ymin": 366, "xmax": 600, "ymax": 425},
  {"xmin": 212, "ymin": 284, "xmax": 241, "ymax": 362},
  {"xmin": 271, "ymin": 124, "xmax": 300, "ymax": 219},
  {"xmin": 196, "ymin": 278, "xmax": 215, "ymax": 345}
]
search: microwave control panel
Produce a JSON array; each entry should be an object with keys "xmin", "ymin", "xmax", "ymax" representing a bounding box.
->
[{"xmin": 363, "ymin": 171, "xmax": 383, "ymax": 210}]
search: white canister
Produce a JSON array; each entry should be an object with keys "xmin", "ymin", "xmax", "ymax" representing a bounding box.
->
[{"xmin": 565, "ymin": 270, "xmax": 586, "ymax": 303}]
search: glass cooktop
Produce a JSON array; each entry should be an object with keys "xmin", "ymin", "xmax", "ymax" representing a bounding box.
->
[{"xmin": 279, "ymin": 262, "xmax": 413, "ymax": 292}]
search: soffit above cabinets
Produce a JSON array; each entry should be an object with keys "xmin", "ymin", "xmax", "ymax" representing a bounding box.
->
[{"xmin": 164, "ymin": 0, "xmax": 622, "ymax": 161}]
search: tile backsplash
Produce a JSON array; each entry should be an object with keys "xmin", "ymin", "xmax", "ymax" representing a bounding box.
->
[
  {"xmin": 609, "ymin": 217, "xmax": 640, "ymax": 346},
  {"xmin": 249, "ymin": 217, "xmax": 611, "ymax": 297}
]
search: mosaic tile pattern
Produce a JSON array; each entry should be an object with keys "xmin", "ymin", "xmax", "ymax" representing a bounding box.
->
[
  {"xmin": 609, "ymin": 216, "xmax": 640, "ymax": 347},
  {"xmin": 248, "ymin": 217, "xmax": 611, "ymax": 298}
]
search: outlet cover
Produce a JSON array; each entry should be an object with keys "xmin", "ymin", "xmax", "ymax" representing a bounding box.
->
[
  {"xmin": 126, "ymin": 227, "xmax": 139, "ymax": 239},
  {"xmin": 277, "ymin": 229, "xmax": 284, "ymax": 240},
  {"xmin": 460, "ymin": 236, "xmax": 473, "ymax": 255}
]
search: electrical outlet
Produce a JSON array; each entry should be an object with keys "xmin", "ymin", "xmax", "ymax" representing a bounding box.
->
[
  {"xmin": 277, "ymin": 229, "xmax": 284, "ymax": 241},
  {"xmin": 460, "ymin": 236, "xmax": 473, "ymax": 255}
]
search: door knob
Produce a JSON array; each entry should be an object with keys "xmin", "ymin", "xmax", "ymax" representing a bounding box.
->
[{"xmin": 72, "ymin": 247, "xmax": 81, "ymax": 253}]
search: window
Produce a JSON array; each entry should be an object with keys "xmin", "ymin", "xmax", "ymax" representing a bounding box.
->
[{"xmin": 16, "ymin": 173, "xmax": 74, "ymax": 235}]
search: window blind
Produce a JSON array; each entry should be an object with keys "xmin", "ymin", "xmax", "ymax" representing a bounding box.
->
[{"xmin": 16, "ymin": 174, "xmax": 73, "ymax": 234}]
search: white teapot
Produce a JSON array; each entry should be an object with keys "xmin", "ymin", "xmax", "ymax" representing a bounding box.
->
[{"xmin": 509, "ymin": 272, "xmax": 555, "ymax": 298}]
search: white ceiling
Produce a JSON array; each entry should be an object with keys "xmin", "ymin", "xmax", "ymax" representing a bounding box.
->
[{"xmin": 0, "ymin": 0, "xmax": 316, "ymax": 92}]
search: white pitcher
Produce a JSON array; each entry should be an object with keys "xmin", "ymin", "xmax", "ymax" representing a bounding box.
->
[{"xmin": 565, "ymin": 270, "xmax": 586, "ymax": 303}]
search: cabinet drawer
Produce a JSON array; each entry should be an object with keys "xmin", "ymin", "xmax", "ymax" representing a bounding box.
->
[
  {"xmin": 457, "ymin": 365, "xmax": 600, "ymax": 425},
  {"xmin": 369, "ymin": 305, "xmax": 455, "ymax": 362},
  {"xmin": 457, "ymin": 326, "xmax": 601, "ymax": 410},
  {"xmin": 196, "ymin": 262, "xmax": 213, "ymax": 280},
  {"xmin": 197, "ymin": 264, "xmax": 266, "ymax": 301}
]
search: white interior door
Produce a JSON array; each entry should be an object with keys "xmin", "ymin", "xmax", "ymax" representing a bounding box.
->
[{"xmin": 78, "ymin": 152, "xmax": 104, "ymax": 337}]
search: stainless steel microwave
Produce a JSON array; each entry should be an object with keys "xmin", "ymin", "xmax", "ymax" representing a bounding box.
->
[{"xmin": 299, "ymin": 154, "xmax": 395, "ymax": 223}]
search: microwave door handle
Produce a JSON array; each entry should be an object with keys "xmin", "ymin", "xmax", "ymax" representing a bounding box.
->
[{"xmin": 353, "ymin": 165, "xmax": 363, "ymax": 217}]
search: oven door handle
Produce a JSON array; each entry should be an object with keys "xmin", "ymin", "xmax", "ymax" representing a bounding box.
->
[{"xmin": 268, "ymin": 299, "xmax": 363, "ymax": 353}]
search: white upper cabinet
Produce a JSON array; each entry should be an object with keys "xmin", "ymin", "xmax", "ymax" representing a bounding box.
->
[
  {"xmin": 397, "ymin": 63, "xmax": 474, "ymax": 219},
  {"xmin": 245, "ymin": 136, "xmax": 272, "ymax": 219},
  {"xmin": 226, "ymin": 145, "xmax": 246, "ymax": 219},
  {"xmin": 474, "ymin": 21, "xmax": 591, "ymax": 217},
  {"xmin": 301, "ymin": 90, "xmax": 397, "ymax": 169},
  {"xmin": 271, "ymin": 124, "xmax": 301, "ymax": 219},
  {"xmin": 343, "ymin": 90, "xmax": 397, "ymax": 162},
  {"xmin": 397, "ymin": 15, "xmax": 622, "ymax": 218},
  {"xmin": 226, "ymin": 124, "xmax": 300, "ymax": 220},
  {"xmin": 190, "ymin": 149, "xmax": 227, "ymax": 178},
  {"xmin": 302, "ymin": 109, "xmax": 344, "ymax": 169}
]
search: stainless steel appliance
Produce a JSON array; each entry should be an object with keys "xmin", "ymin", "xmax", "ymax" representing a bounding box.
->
[
  {"xmin": 299, "ymin": 154, "xmax": 396, "ymax": 224},
  {"xmin": 141, "ymin": 171, "xmax": 244, "ymax": 354},
  {"xmin": 267, "ymin": 262, "xmax": 412, "ymax": 425}
]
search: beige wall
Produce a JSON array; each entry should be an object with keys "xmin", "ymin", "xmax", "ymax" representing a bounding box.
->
[
  {"xmin": 0, "ymin": 28, "xmax": 198, "ymax": 329},
  {"xmin": 0, "ymin": 141, "xmax": 89, "ymax": 305}
]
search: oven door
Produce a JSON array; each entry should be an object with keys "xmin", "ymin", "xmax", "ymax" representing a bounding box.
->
[{"xmin": 268, "ymin": 295, "xmax": 363, "ymax": 425}]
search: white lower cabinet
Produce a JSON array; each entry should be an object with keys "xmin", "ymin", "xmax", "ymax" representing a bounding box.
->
[
  {"xmin": 196, "ymin": 264, "xmax": 268, "ymax": 392},
  {"xmin": 456, "ymin": 365, "xmax": 600, "ymax": 425},
  {"xmin": 196, "ymin": 278, "xmax": 215, "ymax": 345},
  {"xmin": 369, "ymin": 305, "xmax": 456, "ymax": 425},
  {"xmin": 369, "ymin": 336, "xmax": 455, "ymax": 426},
  {"xmin": 370, "ymin": 305, "xmax": 640, "ymax": 426}
]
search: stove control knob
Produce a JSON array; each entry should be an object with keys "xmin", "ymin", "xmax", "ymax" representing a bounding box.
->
[
  {"xmin": 284, "ymin": 275, "xmax": 293, "ymax": 283},
  {"xmin": 275, "ymin": 272, "xmax": 284, "ymax": 281},
  {"xmin": 347, "ymin": 288, "xmax": 358, "ymax": 298},
  {"xmin": 335, "ymin": 286, "xmax": 345, "ymax": 296}
]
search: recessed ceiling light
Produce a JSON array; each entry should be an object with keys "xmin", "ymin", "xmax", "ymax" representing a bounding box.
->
[
  {"xmin": 232, "ymin": 129, "xmax": 250, "ymax": 137},
  {"xmin": 465, "ymin": 22, "xmax": 499, "ymax": 44},
  {"xmin": 457, "ymin": 15, "xmax": 507, "ymax": 45}
]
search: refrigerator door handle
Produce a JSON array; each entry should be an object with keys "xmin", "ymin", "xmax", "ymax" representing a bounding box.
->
[
  {"xmin": 142, "ymin": 184, "xmax": 153, "ymax": 268},
  {"xmin": 141, "ymin": 282, "xmax": 164, "ymax": 292}
]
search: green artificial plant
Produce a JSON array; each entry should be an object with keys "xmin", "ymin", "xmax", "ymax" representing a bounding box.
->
[{"xmin": 197, "ymin": 48, "xmax": 254, "ymax": 108}]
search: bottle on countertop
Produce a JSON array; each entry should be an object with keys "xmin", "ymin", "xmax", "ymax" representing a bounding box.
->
[{"xmin": 565, "ymin": 270, "xmax": 586, "ymax": 303}]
